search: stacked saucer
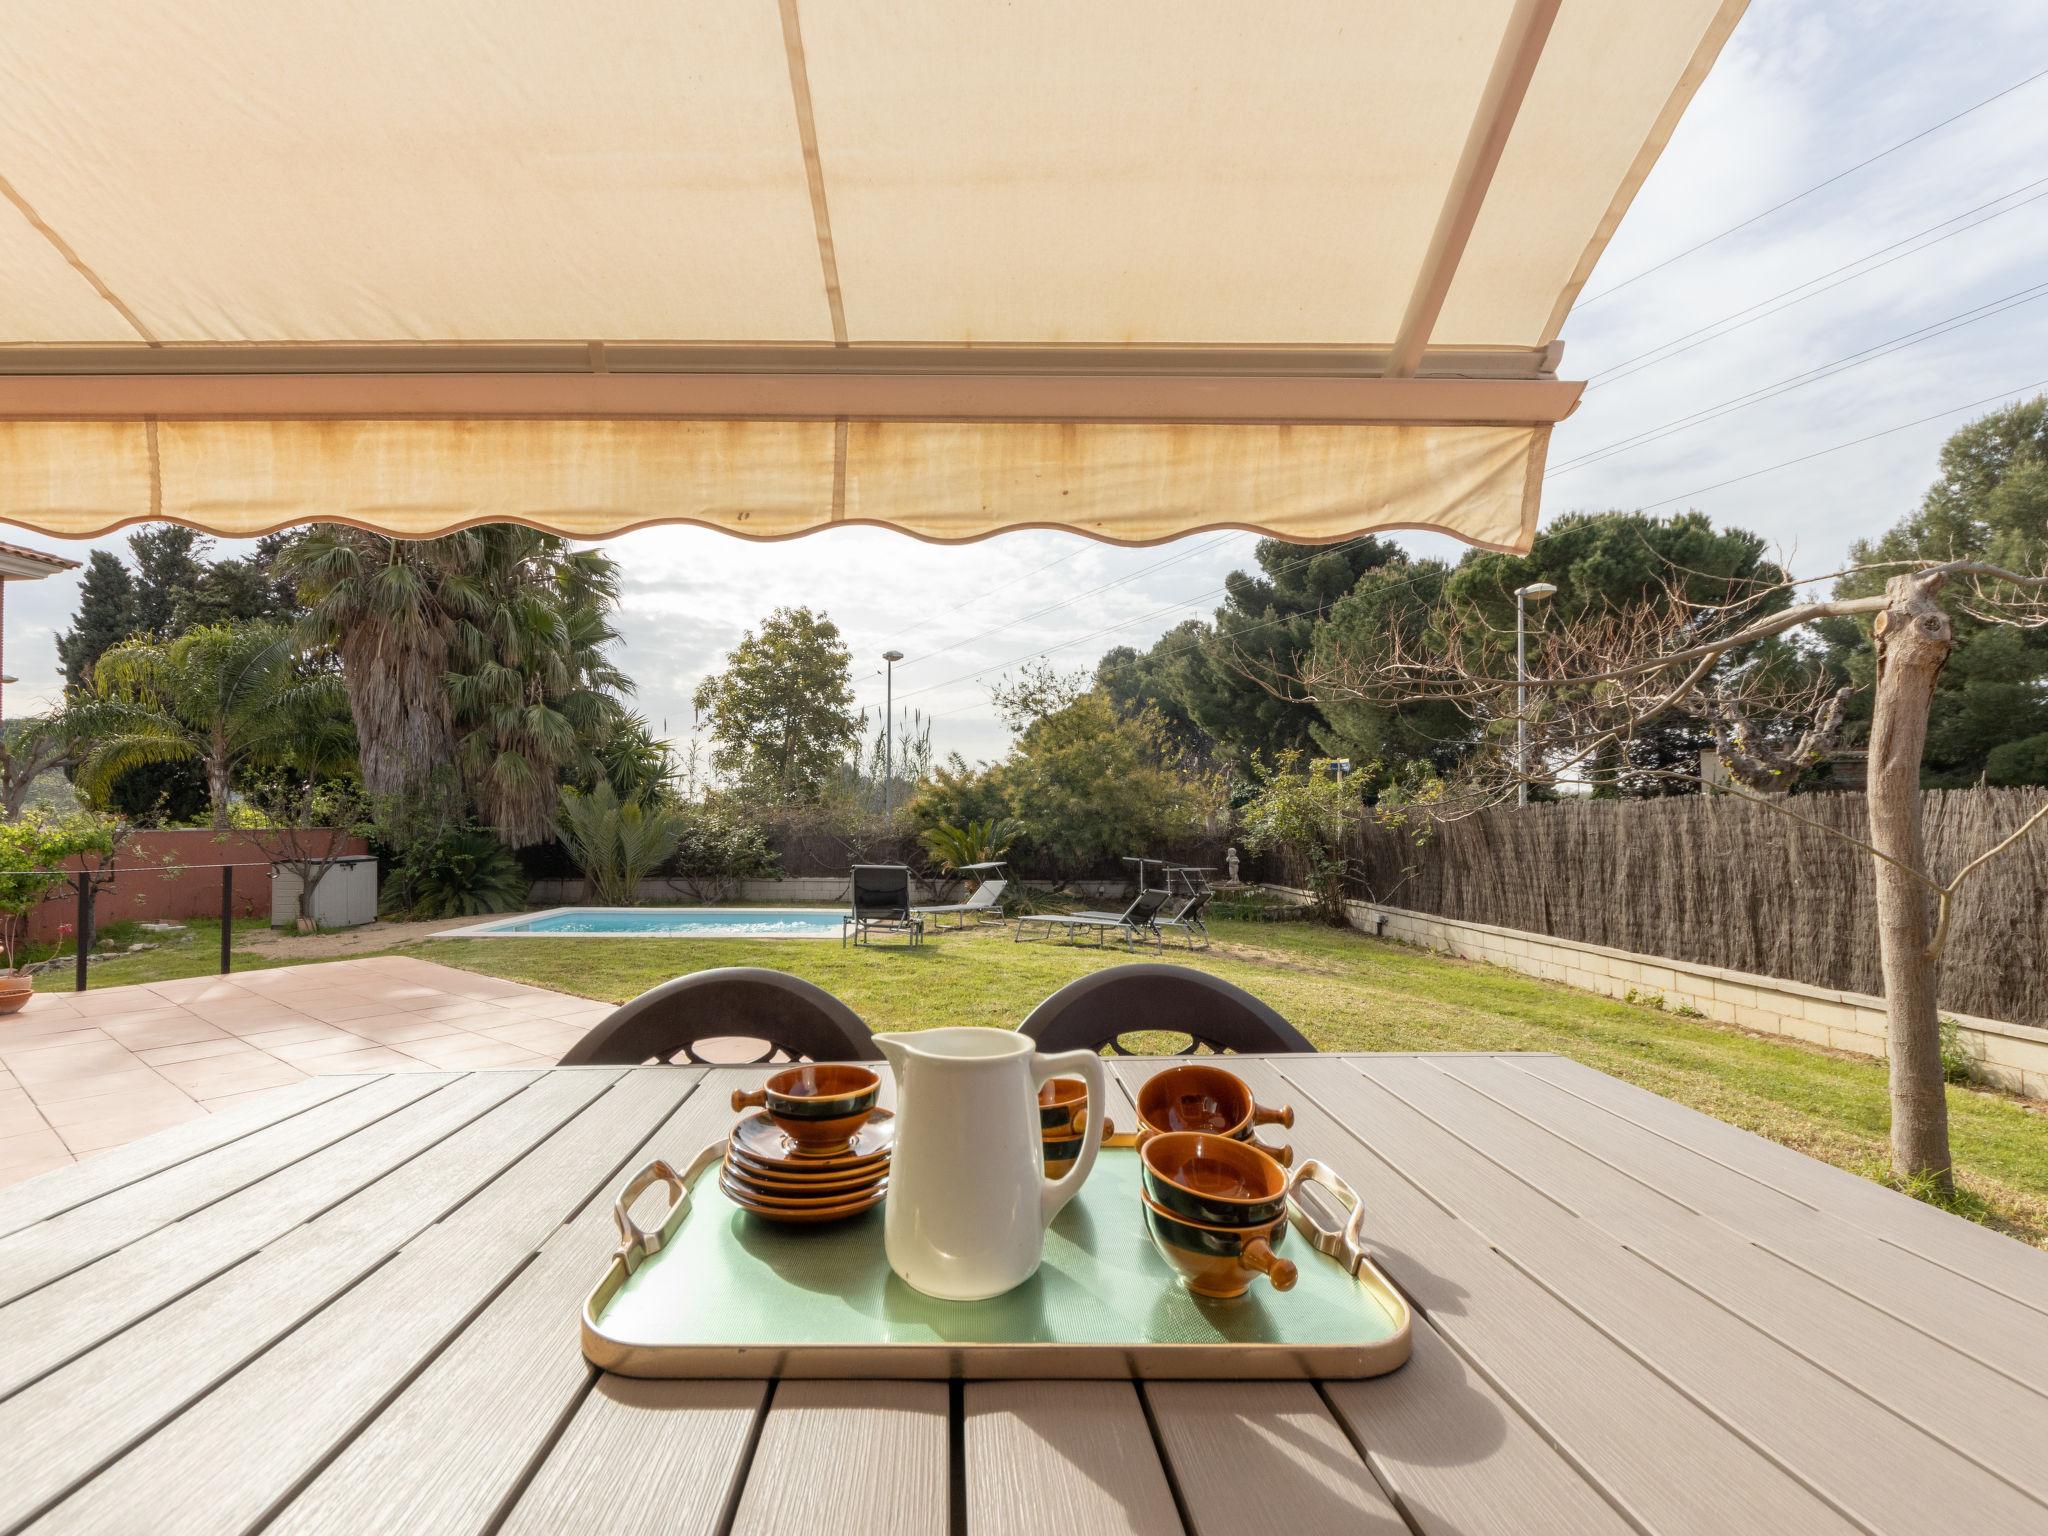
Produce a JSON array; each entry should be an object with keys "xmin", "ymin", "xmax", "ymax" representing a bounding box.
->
[{"xmin": 720, "ymin": 1107, "xmax": 894, "ymax": 1224}]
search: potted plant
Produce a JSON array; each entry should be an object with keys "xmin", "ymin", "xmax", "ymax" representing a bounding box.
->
[{"xmin": 0, "ymin": 812, "xmax": 119, "ymax": 1012}]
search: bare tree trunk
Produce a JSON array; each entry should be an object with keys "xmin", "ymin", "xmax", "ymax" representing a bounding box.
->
[{"xmin": 1867, "ymin": 573, "xmax": 1953, "ymax": 1192}]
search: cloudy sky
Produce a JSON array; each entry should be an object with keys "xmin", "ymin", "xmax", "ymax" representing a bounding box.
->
[{"xmin": 8, "ymin": 0, "xmax": 2047, "ymax": 766}]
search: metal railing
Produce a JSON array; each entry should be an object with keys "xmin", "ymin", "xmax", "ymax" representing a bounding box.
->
[{"xmin": 2, "ymin": 859, "xmax": 286, "ymax": 992}]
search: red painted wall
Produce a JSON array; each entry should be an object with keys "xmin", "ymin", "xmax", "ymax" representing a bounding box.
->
[{"xmin": 25, "ymin": 828, "xmax": 373, "ymax": 941}]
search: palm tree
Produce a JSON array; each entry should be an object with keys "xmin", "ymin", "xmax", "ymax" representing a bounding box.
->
[
  {"xmin": 70, "ymin": 624, "xmax": 352, "ymax": 827},
  {"xmin": 284, "ymin": 526, "xmax": 631, "ymax": 847},
  {"xmin": 284, "ymin": 527, "xmax": 483, "ymax": 814},
  {"xmin": 446, "ymin": 531, "xmax": 632, "ymax": 846}
]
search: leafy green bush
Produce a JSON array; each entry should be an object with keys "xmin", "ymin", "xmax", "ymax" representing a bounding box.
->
[
  {"xmin": 1939, "ymin": 1016, "xmax": 1977, "ymax": 1085},
  {"xmin": 0, "ymin": 811, "xmax": 121, "ymax": 969},
  {"xmin": 667, "ymin": 801, "xmax": 777, "ymax": 901},
  {"xmin": 557, "ymin": 783, "xmax": 686, "ymax": 905},
  {"xmin": 920, "ymin": 817, "xmax": 1020, "ymax": 873},
  {"xmin": 1235, "ymin": 752, "xmax": 1363, "ymax": 925},
  {"xmin": 380, "ymin": 829, "xmax": 527, "ymax": 919}
]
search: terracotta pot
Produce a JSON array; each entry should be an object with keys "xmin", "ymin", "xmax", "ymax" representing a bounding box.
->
[{"xmin": 0, "ymin": 972, "xmax": 33, "ymax": 1015}]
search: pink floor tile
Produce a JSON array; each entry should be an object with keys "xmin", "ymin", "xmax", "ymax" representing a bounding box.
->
[
  {"xmin": 0, "ymin": 1024, "xmax": 108, "ymax": 1055},
  {"xmin": 0, "ymin": 1126, "xmax": 73, "ymax": 1182},
  {"xmin": 298, "ymin": 1046, "xmax": 442, "ymax": 1075},
  {"xmin": 152, "ymin": 1051, "xmax": 296, "ymax": 1092},
  {"xmin": 187, "ymin": 1063, "xmax": 314, "ymax": 1102},
  {"xmin": 137, "ymin": 1038, "xmax": 258, "ymax": 1067},
  {"xmin": 2, "ymin": 1038, "xmax": 142, "ymax": 1083},
  {"xmin": 393, "ymin": 1035, "xmax": 554, "ymax": 1070},
  {"xmin": 59, "ymin": 1100, "xmax": 210, "ymax": 1154},
  {"xmin": 237, "ymin": 1023, "xmax": 356, "ymax": 1051},
  {"xmin": 264, "ymin": 1032, "xmax": 396, "ymax": 1063},
  {"xmin": 38, "ymin": 1082, "xmax": 200, "ymax": 1129},
  {"xmin": 334, "ymin": 1018, "xmax": 466, "ymax": 1045},
  {"xmin": 0, "ymin": 1089, "xmax": 50, "ymax": 1138},
  {"xmin": 97, "ymin": 1016, "xmax": 232, "ymax": 1051}
]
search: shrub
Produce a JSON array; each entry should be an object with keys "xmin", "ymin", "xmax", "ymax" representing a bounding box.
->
[
  {"xmin": 1939, "ymin": 1015, "xmax": 1977, "ymax": 1085},
  {"xmin": 920, "ymin": 817, "xmax": 1020, "ymax": 872},
  {"xmin": 0, "ymin": 811, "xmax": 119, "ymax": 970},
  {"xmin": 1236, "ymin": 752, "xmax": 1362, "ymax": 925},
  {"xmin": 380, "ymin": 829, "xmax": 527, "ymax": 919},
  {"xmin": 666, "ymin": 801, "xmax": 777, "ymax": 901},
  {"xmin": 557, "ymin": 782, "xmax": 686, "ymax": 905}
]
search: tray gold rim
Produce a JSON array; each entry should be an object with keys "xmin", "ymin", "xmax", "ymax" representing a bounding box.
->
[{"xmin": 580, "ymin": 1135, "xmax": 1413, "ymax": 1381}]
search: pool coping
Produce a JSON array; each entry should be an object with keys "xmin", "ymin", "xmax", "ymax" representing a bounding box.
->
[{"xmin": 431, "ymin": 906, "xmax": 847, "ymax": 939}]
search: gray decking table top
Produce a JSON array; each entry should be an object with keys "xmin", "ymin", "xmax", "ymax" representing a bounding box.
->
[{"xmin": 1, "ymin": 1054, "xmax": 2044, "ymax": 1535}]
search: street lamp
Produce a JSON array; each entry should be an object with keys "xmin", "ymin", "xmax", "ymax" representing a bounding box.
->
[
  {"xmin": 881, "ymin": 649, "xmax": 905, "ymax": 821},
  {"xmin": 1514, "ymin": 583, "xmax": 1557, "ymax": 806}
]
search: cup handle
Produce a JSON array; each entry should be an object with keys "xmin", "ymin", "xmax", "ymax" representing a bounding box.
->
[
  {"xmin": 1033, "ymin": 1049, "xmax": 1105, "ymax": 1227},
  {"xmin": 1252, "ymin": 1102, "xmax": 1295, "ymax": 1129},
  {"xmin": 1239, "ymin": 1236, "xmax": 1298, "ymax": 1292},
  {"xmin": 731, "ymin": 1088, "xmax": 767, "ymax": 1112}
]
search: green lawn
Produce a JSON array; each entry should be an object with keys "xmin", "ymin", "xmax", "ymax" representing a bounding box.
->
[
  {"xmin": 39, "ymin": 913, "xmax": 2048, "ymax": 1245},
  {"xmin": 32, "ymin": 918, "xmax": 293, "ymax": 992}
]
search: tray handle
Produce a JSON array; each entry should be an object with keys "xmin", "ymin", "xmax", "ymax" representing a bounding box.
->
[
  {"xmin": 1287, "ymin": 1159, "xmax": 1367, "ymax": 1275},
  {"xmin": 613, "ymin": 1159, "xmax": 688, "ymax": 1264}
]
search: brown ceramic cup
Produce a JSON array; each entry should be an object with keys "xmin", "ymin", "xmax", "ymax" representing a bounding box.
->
[
  {"xmin": 1139, "ymin": 1131, "xmax": 1289, "ymax": 1226},
  {"xmin": 730, "ymin": 1063, "xmax": 880, "ymax": 1153},
  {"xmin": 1038, "ymin": 1076, "xmax": 1089, "ymax": 1135},
  {"xmin": 1140, "ymin": 1195, "xmax": 1297, "ymax": 1297},
  {"xmin": 1135, "ymin": 1122, "xmax": 1293, "ymax": 1168},
  {"xmin": 1134, "ymin": 1063, "xmax": 1294, "ymax": 1142}
]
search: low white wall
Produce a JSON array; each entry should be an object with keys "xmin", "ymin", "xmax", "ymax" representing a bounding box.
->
[
  {"xmin": 525, "ymin": 875, "xmax": 1133, "ymax": 906},
  {"xmin": 1321, "ymin": 894, "xmax": 2048, "ymax": 1101}
]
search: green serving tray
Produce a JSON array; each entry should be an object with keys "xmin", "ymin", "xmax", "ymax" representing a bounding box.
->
[{"xmin": 582, "ymin": 1139, "xmax": 1411, "ymax": 1379}]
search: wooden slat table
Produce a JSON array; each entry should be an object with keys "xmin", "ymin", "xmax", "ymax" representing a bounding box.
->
[{"xmin": 2, "ymin": 1055, "xmax": 2045, "ymax": 1535}]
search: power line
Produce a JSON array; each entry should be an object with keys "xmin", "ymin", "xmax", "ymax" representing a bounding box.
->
[
  {"xmin": 1584, "ymin": 178, "xmax": 2048, "ymax": 391},
  {"xmin": 924, "ymin": 557, "xmax": 1451, "ymax": 721},
  {"xmin": 884, "ymin": 538, "xmax": 1092, "ymax": 651},
  {"xmin": 1574, "ymin": 63, "xmax": 2048, "ymax": 310},
  {"xmin": 1637, "ymin": 376, "xmax": 2048, "ymax": 513},
  {"xmin": 892, "ymin": 532, "xmax": 1242, "ymax": 671},
  {"xmin": 1549, "ymin": 279, "xmax": 2048, "ymax": 478}
]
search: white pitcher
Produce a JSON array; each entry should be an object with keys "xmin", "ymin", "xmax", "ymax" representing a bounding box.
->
[{"xmin": 872, "ymin": 1027, "xmax": 1105, "ymax": 1301}]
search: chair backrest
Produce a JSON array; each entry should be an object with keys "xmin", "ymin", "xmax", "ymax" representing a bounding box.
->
[
  {"xmin": 850, "ymin": 864, "xmax": 912, "ymax": 918},
  {"xmin": 1018, "ymin": 964, "xmax": 1315, "ymax": 1056},
  {"xmin": 1119, "ymin": 886, "xmax": 1174, "ymax": 926},
  {"xmin": 965, "ymin": 878, "xmax": 1008, "ymax": 910},
  {"xmin": 558, "ymin": 967, "xmax": 877, "ymax": 1066},
  {"xmin": 1166, "ymin": 888, "xmax": 1212, "ymax": 924}
]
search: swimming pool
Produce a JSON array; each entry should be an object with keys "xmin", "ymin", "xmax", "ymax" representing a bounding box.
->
[{"xmin": 435, "ymin": 907, "xmax": 844, "ymax": 940}]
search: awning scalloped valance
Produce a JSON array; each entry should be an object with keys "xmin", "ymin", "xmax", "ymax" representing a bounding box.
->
[{"xmin": 0, "ymin": 0, "xmax": 1746, "ymax": 549}]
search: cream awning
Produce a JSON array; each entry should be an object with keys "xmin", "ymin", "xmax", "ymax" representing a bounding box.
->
[{"xmin": 0, "ymin": 0, "xmax": 1745, "ymax": 551}]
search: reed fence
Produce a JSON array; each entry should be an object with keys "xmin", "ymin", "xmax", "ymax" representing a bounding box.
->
[{"xmin": 1289, "ymin": 789, "xmax": 2048, "ymax": 1028}]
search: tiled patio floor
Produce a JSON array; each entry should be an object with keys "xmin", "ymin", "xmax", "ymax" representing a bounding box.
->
[{"xmin": 0, "ymin": 957, "xmax": 616, "ymax": 1188}]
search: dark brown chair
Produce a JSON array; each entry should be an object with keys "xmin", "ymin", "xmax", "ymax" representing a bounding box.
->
[
  {"xmin": 559, "ymin": 967, "xmax": 877, "ymax": 1066},
  {"xmin": 1017, "ymin": 964, "xmax": 1315, "ymax": 1056}
]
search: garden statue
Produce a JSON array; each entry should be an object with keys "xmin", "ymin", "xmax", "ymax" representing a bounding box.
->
[{"xmin": 1225, "ymin": 846, "xmax": 1240, "ymax": 886}]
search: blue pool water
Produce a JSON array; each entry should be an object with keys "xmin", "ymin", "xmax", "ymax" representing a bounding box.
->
[{"xmin": 440, "ymin": 907, "xmax": 842, "ymax": 939}]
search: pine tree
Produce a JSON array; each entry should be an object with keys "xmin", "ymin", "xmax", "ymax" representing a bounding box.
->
[{"xmin": 54, "ymin": 551, "xmax": 138, "ymax": 693}]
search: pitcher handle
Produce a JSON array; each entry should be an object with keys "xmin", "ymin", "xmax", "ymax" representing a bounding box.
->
[{"xmin": 1032, "ymin": 1049, "xmax": 1106, "ymax": 1226}]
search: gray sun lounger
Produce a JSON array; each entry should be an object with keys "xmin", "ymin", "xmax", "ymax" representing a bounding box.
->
[
  {"xmin": 913, "ymin": 877, "xmax": 1008, "ymax": 929},
  {"xmin": 1013, "ymin": 886, "xmax": 1172, "ymax": 950},
  {"xmin": 1155, "ymin": 886, "xmax": 1213, "ymax": 949}
]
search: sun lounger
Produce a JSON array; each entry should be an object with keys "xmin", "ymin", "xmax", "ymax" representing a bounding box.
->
[
  {"xmin": 842, "ymin": 864, "xmax": 924, "ymax": 947},
  {"xmin": 1155, "ymin": 886, "xmax": 1213, "ymax": 949},
  {"xmin": 1012, "ymin": 886, "xmax": 1171, "ymax": 950},
  {"xmin": 913, "ymin": 877, "xmax": 1009, "ymax": 929}
]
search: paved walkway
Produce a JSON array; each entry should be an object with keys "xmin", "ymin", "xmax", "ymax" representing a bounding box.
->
[{"xmin": 0, "ymin": 957, "xmax": 615, "ymax": 1187}]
